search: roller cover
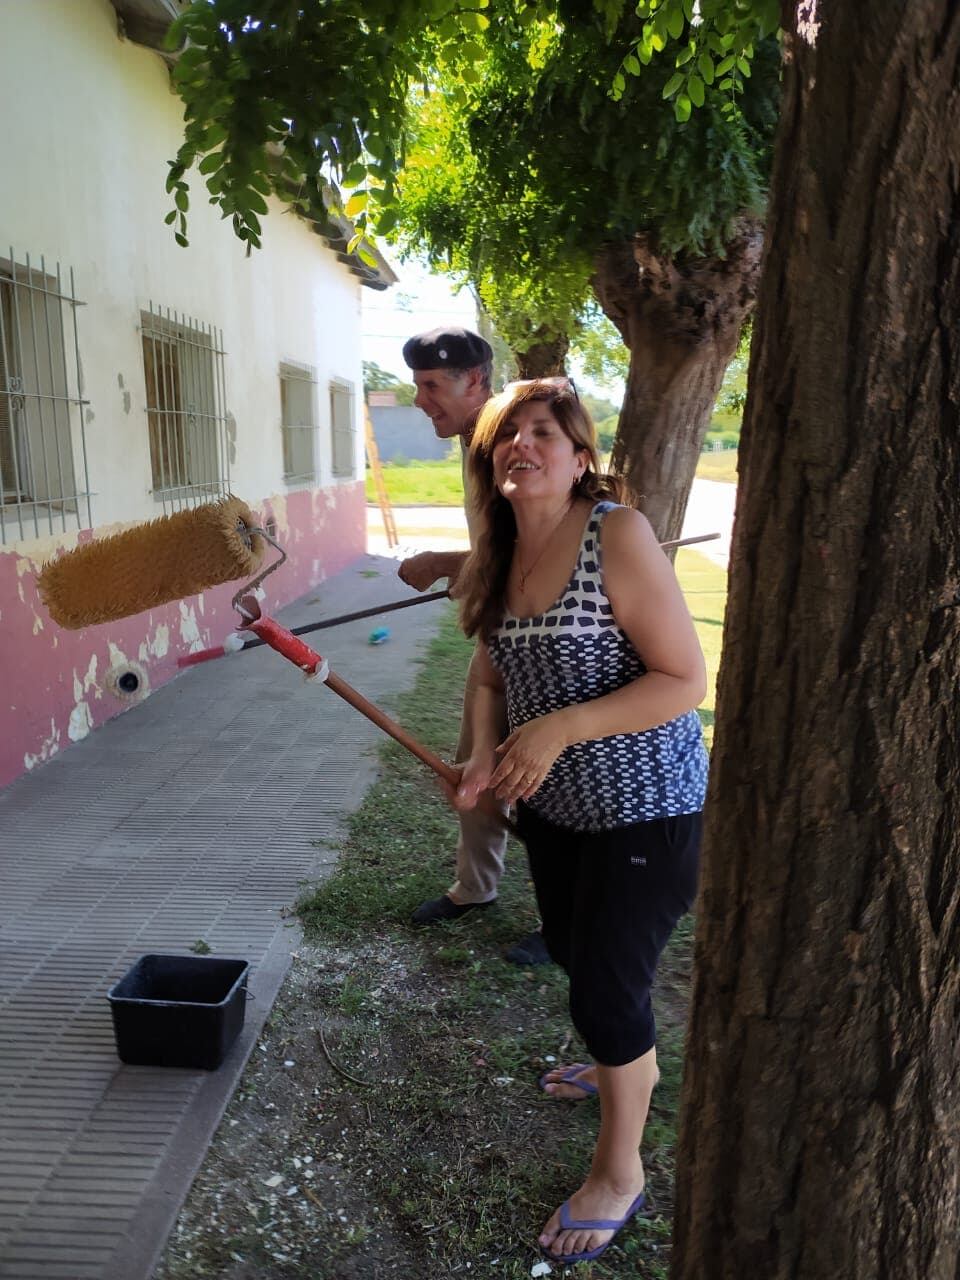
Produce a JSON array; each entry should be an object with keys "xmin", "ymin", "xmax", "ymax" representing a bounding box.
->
[{"xmin": 37, "ymin": 497, "xmax": 266, "ymax": 629}]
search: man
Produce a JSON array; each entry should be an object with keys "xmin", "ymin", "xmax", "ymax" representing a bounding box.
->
[{"xmin": 398, "ymin": 326, "xmax": 550, "ymax": 966}]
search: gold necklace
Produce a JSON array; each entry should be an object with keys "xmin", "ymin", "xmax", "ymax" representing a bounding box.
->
[{"xmin": 516, "ymin": 502, "xmax": 574, "ymax": 593}]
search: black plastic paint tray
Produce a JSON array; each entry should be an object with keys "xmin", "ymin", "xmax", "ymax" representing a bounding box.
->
[{"xmin": 108, "ymin": 953, "xmax": 250, "ymax": 1070}]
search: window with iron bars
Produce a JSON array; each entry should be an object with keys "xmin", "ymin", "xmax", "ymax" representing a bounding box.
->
[
  {"xmin": 280, "ymin": 362, "xmax": 318, "ymax": 485},
  {"xmin": 330, "ymin": 378, "xmax": 357, "ymax": 479},
  {"xmin": 140, "ymin": 306, "xmax": 229, "ymax": 512},
  {"xmin": 0, "ymin": 250, "xmax": 92, "ymax": 545}
]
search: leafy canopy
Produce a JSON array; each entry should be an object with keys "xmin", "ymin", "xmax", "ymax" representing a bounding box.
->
[
  {"xmin": 164, "ymin": 0, "xmax": 496, "ymax": 254},
  {"xmin": 396, "ymin": 85, "xmax": 594, "ymax": 357},
  {"xmin": 610, "ymin": 0, "xmax": 781, "ymax": 122},
  {"xmin": 393, "ymin": 2, "xmax": 776, "ymax": 363},
  {"xmin": 164, "ymin": 0, "xmax": 777, "ymax": 260}
]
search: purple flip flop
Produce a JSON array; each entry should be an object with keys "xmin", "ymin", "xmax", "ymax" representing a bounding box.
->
[
  {"xmin": 538, "ymin": 1062, "xmax": 598, "ymax": 1100},
  {"xmin": 542, "ymin": 1190, "xmax": 647, "ymax": 1264}
]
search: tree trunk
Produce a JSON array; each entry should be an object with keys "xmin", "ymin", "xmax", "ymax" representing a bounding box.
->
[
  {"xmin": 593, "ymin": 224, "xmax": 762, "ymax": 542},
  {"xmin": 514, "ymin": 328, "xmax": 569, "ymax": 378},
  {"xmin": 673, "ymin": 7, "xmax": 960, "ymax": 1280}
]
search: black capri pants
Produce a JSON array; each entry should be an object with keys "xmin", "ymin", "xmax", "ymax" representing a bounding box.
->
[{"xmin": 517, "ymin": 803, "xmax": 701, "ymax": 1067}]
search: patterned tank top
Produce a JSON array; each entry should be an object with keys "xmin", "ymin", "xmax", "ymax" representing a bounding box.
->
[{"xmin": 488, "ymin": 501, "xmax": 708, "ymax": 832}]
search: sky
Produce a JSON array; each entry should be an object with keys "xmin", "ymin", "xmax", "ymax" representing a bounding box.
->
[{"xmin": 361, "ymin": 253, "xmax": 478, "ymax": 383}]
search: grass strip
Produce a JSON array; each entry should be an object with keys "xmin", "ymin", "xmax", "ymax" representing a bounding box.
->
[{"xmin": 367, "ymin": 455, "xmax": 736, "ymax": 507}]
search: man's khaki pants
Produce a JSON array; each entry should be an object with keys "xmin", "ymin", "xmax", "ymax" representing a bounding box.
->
[{"xmin": 449, "ymin": 648, "xmax": 509, "ymax": 903}]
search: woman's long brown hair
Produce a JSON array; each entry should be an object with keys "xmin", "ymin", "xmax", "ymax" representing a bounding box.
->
[{"xmin": 459, "ymin": 382, "xmax": 628, "ymax": 641}]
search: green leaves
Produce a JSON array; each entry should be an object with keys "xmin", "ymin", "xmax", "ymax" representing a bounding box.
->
[
  {"xmin": 343, "ymin": 162, "xmax": 368, "ymax": 186},
  {"xmin": 459, "ymin": 10, "xmax": 490, "ymax": 31},
  {"xmin": 241, "ymin": 188, "xmax": 269, "ymax": 216},
  {"xmin": 665, "ymin": 3, "xmax": 686, "ymax": 40},
  {"xmin": 615, "ymin": 0, "xmax": 781, "ymax": 124},
  {"xmin": 163, "ymin": 0, "xmax": 497, "ymax": 259},
  {"xmin": 393, "ymin": 0, "xmax": 777, "ymax": 363},
  {"xmin": 162, "ymin": 0, "xmax": 778, "ymax": 275},
  {"xmin": 345, "ymin": 191, "xmax": 369, "ymax": 217},
  {"xmin": 197, "ymin": 151, "xmax": 224, "ymax": 175}
]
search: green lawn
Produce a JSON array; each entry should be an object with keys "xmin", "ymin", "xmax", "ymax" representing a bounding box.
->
[
  {"xmin": 695, "ymin": 449, "xmax": 739, "ymax": 484},
  {"xmin": 368, "ymin": 452, "xmax": 737, "ymax": 507},
  {"xmin": 366, "ymin": 457, "xmax": 465, "ymax": 506},
  {"xmin": 676, "ymin": 548, "xmax": 727, "ymax": 748}
]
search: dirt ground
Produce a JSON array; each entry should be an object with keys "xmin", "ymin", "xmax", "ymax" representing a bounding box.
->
[{"xmin": 154, "ymin": 914, "xmax": 683, "ymax": 1280}]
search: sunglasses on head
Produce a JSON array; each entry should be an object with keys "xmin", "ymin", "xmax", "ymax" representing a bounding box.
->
[{"xmin": 503, "ymin": 376, "xmax": 579, "ymax": 401}]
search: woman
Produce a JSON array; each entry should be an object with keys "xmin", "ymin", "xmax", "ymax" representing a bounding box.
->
[{"xmin": 453, "ymin": 379, "xmax": 708, "ymax": 1265}]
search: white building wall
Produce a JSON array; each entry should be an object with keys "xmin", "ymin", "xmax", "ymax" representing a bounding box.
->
[
  {"xmin": 0, "ymin": 0, "xmax": 374, "ymax": 791},
  {"xmin": 0, "ymin": 0, "xmax": 364, "ymax": 534}
]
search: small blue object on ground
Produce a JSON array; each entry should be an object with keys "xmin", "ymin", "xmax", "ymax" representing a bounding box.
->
[{"xmin": 368, "ymin": 627, "xmax": 391, "ymax": 645}]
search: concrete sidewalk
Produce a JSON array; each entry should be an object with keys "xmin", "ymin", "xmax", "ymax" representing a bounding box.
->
[{"xmin": 0, "ymin": 555, "xmax": 447, "ymax": 1280}]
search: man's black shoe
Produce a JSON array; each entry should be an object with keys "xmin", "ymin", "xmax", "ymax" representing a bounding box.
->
[
  {"xmin": 504, "ymin": 929, "xmax": 552, "ymax": 966},
  {"xmin": 411, "ymin": 895, "xmax": 496, "ymax": 926}
]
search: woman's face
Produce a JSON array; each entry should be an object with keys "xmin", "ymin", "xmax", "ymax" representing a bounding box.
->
[{"xmin": 491, "ymin": 400, "xmax": 587, "ymax": 503}]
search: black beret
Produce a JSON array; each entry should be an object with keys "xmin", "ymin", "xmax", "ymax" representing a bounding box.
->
[{"xmin": 402, "ymin": 327, "xmax": 492, "ymax": 371}]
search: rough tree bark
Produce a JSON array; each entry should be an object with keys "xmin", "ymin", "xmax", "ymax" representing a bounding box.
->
[
  {"xmin": 673, "ymin": 6, "xmax": 960, "ymax": 1280},
  {"xmin": 593, "ymin": 223, "xmax": 763, "ymax": 542},
  {"xmin": 513, "ymin": 327, "xmax": 570, "ymax": 378}
]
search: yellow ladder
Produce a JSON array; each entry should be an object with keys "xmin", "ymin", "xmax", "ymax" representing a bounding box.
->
[{"xmin": 364, "ymin": 405, "xmax": 398, "ymax": 548}]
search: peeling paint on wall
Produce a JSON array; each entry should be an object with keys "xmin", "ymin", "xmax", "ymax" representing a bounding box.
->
[
  {"xmin": 137, "ymin": 623, "xmax": 170, "ymax": 662},
  {"xmin": 24, "ymin": 719, "xmax": 61, "ymax": 771},
  {"xmin": 68, "ymin": 700, "xmax": 94, "ymax": 742},
  {"xmin": 14, "ymin": 528, "xmax": 83, "ymax": 566},
  {"xmin": 72, "ymin": 654, "xmax": 99, "ymax": 703},
  {"xmin": 178, "ymin": 601, "xmax": 203, "ymax": 651},
  {"xmin": 107, "ymin": 641, "xmax": 130, "ymax": 670}
]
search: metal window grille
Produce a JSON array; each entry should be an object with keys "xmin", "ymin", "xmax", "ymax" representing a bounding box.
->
[
  {"xmin": 0, "ymin": 250, "xmax": 92, "ymax": 545},
  {"xmin": 280, "ymin": 363, "xmax": 318, "ymax": 484},
  {"xmin": 141, "ymin": 304, "xmax": 229, "ymax": 512},
  {"xmin": 330, "ymin": 378, "xmax": 356, "ymax": 479}
]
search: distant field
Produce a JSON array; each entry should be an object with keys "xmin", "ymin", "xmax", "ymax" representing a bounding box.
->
[
  {"xmin": 675, "ymin": 547, "xmax": 727, "ymax": 750},
  {"xmin": 368, "ymin": 450, "xmax": 737, "ymax": 507},
  {"xmin": 366, "ymin": 458, "xmax": 465, "ymax": 506},
  {"xmin": 695, "ymin": 450, "xmax": 739, "ymax": 484}
]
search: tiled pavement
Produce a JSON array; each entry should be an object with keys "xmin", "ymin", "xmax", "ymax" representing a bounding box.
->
[{"xmin": 0, "ymin": 553, "xmax": 448, "ymax": 1280}]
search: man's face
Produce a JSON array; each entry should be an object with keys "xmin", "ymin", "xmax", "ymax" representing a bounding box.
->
[{"xmin": 413, "ymin": 369, "xmax": 483, "ymax": 439}]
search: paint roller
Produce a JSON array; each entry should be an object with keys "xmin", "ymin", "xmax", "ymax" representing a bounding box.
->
[
  {"xmin": 35, "ymin": 498, "xmax": 509, "ymax": 830},
  {"xmin": 37, "ymin": 497, "xmax": 266, "ymax": 630}
]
